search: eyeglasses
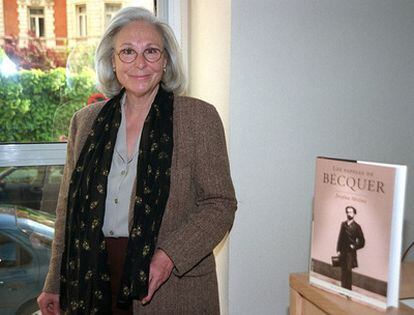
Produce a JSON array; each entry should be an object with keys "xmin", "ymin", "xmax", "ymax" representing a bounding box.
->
[{"xmin": 117, "ymin": 47, "xmax": 164, "ymax": 63}]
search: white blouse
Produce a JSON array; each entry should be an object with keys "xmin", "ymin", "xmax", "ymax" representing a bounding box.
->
[{"xmin": 102, "ymin": 95, "xmax": 141, "ymax": 237}]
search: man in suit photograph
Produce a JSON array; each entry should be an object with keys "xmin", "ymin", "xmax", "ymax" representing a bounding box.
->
[{"xmin": 336, "ymin": 205, "xmax": 365, "ymax": 290}]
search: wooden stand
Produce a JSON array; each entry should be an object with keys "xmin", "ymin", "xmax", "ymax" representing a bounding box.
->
[
  {"xmin": 290, "ymin": 262, "xmax": 414, "ymax": 315},
  {"xmin": 400, "ymin": 261, "xmax": 414, "ymax": 300}
]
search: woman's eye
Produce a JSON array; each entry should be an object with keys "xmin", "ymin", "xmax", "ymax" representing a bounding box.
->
[
  {"xmin": 122, "ymin": 48, "xmax": 135, "ymax": 55},
  {"xmin": 146, "ymin": 48, "xmax": 159, "ymax": 54}
]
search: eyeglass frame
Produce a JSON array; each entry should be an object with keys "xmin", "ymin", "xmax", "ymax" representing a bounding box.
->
[{"xmin": 116, "ymin": 47, "xmax": 165, "ymax": 64}]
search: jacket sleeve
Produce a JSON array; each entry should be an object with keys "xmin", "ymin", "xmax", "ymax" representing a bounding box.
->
[
  {"xmin": 157, "ymin": 104, "xmax": 237, "ymax": 276},
  {"xmin": 336, "ymin": 223, "xmax": 344, "ymax": 253},
  {"xmin": 42, "ymin": 113, "xmax": 78, "ymax": 293},
  {"xmin": 355, "ymin": 223, "xmax": 365, "ymax": 250}
]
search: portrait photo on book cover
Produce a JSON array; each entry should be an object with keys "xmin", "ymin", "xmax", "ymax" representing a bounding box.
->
[
  {"xmin": 335, "ymin": 205, "xmax": 365, "ymax": 290},
  {"xmin": 310, "ymin": 158, "xmax": 399, "ymax": 306}
]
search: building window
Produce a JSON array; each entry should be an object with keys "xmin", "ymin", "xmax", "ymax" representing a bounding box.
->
[
  {"xmin": 29, "ymin": 7, "xmax": 45, "ymax": 37},
  {"xmin": 76, "ymin": 5, "xmax": 87, "ymax": 37},
  {"xmin": 105, "ymin": 3, "xmax": 122, "ymax": 27}
]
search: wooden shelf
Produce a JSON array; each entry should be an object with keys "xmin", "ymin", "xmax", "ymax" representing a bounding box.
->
[
  {"xmin": 400, "ymin": 261, "xmax": 414, "ymax": 299},
  {"xmin": 290, "ymin": 272, "xmax": 414, "ymax": 315}
]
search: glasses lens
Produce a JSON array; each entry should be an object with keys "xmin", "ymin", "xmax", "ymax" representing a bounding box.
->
[
  {"xmin": 119, "ymin": 49, "xmax": 137, "ymax": 63},
  {"xmin": 143, "ymin": 48, "xmax": 162, "ymax": 62}
]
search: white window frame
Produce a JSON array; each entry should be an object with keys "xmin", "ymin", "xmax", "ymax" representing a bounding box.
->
[
  {"xmin": 28, "ymin": 7, "xmax": 45, "ymax": 38},
  {"xmin": 0, "ymin": 143, "xmax": 66, "ymax": 167},
  {"xmin": 104, "ymin": 3, "xmax": 122, "ymax": 28},
  {"xmin": 156, "ymin": 0, "xmax": 188, "ymax": 88},
  {"xmin": 76, "ymin": 4, "xmax": 87, "ymax": 37}
]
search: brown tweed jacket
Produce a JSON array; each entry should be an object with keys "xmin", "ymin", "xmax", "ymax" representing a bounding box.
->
[{"xmin": 42, "ymin": 95, "xmax": 237, "ymax": 314}]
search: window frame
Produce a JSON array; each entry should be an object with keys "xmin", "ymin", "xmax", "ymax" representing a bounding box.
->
[
  {"xmin": 104, "ymin": 3, "xmax": 122, "ymax": 28},
  {"xmin": 76, "ymin": 4, "xmax": 87, "ymax": 38},
  {"xmin": 28, "ymin": 7, "xmax": 45, "ymax": 38},
  {"xmin": 0, "ymin": 144, "xmax": 67, "ymax": 168},
  {"xmin": 156, "ymin": 0, "xmax": 188, "ymax": 85}
]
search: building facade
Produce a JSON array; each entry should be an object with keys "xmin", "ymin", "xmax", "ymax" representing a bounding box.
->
[{"xmin": 0, "ymin": 0, "xmax": 154, "ymax": 49}]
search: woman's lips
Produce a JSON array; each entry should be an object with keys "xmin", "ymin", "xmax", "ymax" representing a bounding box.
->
[{"xmin": 129, "ymin": 74, "xmax": 150, "ymax": 80}]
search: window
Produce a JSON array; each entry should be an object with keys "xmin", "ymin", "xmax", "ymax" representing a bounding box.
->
[
  {"xmin": 0, "ymin": 233, "xmax": 32, "ymax": 268},
  {"xmin": 29, "ymin": 7, "xmax": 45, "ymax": 37},
  {"xmin": 1, "ymin": 2, "xmax": 161, "ymax": 145},
  {"xmin": 105, "ymin": 3, "xmax": 122, "ymax": 27},
  {"xmin": 0, "ymin": 165, "xmax": 64, "ymax": 213},
  {"xmin": 0, "ymin": 166, "xmax": 38, "ymax": 185},
  {"xmin": 76, "ymin": 5, "xmax": 87, "ymax": 37}
]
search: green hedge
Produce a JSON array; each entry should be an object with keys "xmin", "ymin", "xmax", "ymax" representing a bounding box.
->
[{"xmin": 0, "ymin": 68, "xmax": 98, "ymax": 142}]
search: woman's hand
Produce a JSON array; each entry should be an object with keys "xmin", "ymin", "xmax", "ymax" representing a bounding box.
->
[
  {"xmin": 37, "ymin": 292, "xmax": 60, "ymax": 315},
  {"xmin": 141, "ymin": 249, "xmax": 174, "ymax": 305}
]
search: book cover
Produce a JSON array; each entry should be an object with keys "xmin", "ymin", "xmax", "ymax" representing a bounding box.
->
[{"xmin": 309, "ymin": 156, "xmax": 407, "ymax": 309}]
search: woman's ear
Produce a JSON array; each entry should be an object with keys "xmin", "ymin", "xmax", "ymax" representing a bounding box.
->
[{"xmin": 112, "ymin": 55, "xmax": 116, "ymax": 72}]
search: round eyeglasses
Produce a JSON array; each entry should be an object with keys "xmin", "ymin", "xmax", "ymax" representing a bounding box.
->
[{"xmin": 117, "ymin": 47, "xmax": 164, "ymax": 63}]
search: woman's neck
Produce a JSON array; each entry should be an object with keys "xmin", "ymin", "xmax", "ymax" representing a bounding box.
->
[
  {"xmin": 123, "ymin": 87, "xmax": 159, "ymax": 160},
  {"xmin": 124, "ymin": 85, "xmax": 159, "ymax": 114}
]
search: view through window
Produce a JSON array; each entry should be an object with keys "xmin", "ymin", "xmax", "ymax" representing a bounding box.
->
[{"xmin": 0, "ymin": 0, "xmax": 155, "ymax": 144}]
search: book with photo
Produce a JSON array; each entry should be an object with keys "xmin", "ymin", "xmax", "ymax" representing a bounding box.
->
[{"xmin": 309, "ymin": 156, "xmax": 407, "ymax": 309}]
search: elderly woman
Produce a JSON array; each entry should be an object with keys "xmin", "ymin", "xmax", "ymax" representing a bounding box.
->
[{"xmin": 37, "ymin": 6, "xmax": 236, "ymax": 315}]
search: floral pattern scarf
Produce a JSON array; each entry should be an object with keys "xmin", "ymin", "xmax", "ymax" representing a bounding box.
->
[{"xmin": 59, "ymin": 86, "xmax": 174, "ymax": 314}]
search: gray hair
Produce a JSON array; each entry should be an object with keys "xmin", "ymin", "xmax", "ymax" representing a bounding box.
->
[{"xmin": 95, "ymin": 6, "xmax": 186, "ymax": 97}]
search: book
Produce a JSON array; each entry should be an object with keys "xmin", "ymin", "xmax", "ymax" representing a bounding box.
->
[{"xmin": 309, "ymin": 156, "xmax": 407, "ymax": 309}]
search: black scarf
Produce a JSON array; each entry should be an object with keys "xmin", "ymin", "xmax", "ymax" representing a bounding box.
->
[{"xmin": 59, "ymin": 86, "xmax": 174, "ymax": 314}]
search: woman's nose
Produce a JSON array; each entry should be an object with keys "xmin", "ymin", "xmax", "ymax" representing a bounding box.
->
[{"xmin": 134, "ymin": 53, "xmax": 147, "ymax": 69}]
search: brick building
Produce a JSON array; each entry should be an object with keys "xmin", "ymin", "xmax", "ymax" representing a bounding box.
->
[{"xmin": 0, "ymin": 0, "xmax": 154, "ymax": 49}]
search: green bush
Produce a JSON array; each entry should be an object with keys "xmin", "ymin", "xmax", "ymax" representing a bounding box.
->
[{"xmin": 0, "ymin": 68, "xmax": 98, "ymax": 142}]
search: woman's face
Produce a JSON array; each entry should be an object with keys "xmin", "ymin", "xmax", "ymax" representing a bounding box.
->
[{"xmin": 113, "ymin": 21, "xmax": 167, "ymax": 99}]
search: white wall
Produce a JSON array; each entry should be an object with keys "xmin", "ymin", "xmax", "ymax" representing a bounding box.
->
[
  {"xmin": 186, "ymin": 1, "xmax": 232, "ymax": 314},
  {"xmin": 187, "ymin": 1, "xmax": 231, "ymax": 128},
  {"xmin": 228, "ymin": 1, "xmax": 414, "ymax": 314}
]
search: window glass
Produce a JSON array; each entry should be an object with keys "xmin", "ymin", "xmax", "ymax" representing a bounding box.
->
[
  {"xmin": 0, "ymin": 233, "xmax": 32, "ymax": 267},
  {"xmin": 76, "ymin": 5, "xmax": 87, "ymax": 37},
  {"xmin": 0, "ymin": 165, "xmax": 63, "ymax": 214},
  {"xmin": 29, "ymin": 7, "xmax": 45, "ymax": 37},
  {"xmin": 105, "ymin": 3, "xmax": 122, "ymax": 27},
  {"xmin": 0, "ymin": 1, "xmax": 155, "ymax": 144},
  {"xmin": 0, "ymin": 233, "xmax": 18, "ymax": 267},
  {"xmin": 0, "ymin": 166, "xmax": 38, "ymax": 184}
]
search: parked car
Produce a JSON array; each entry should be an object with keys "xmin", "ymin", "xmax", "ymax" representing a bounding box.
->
[
  {"xmin": 0, "ymin": 205, "xmax": 54, "ymax": 315},
  {"xmin": 0, "ymin": 165, "xmax": 63, "ymax": 214}
]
